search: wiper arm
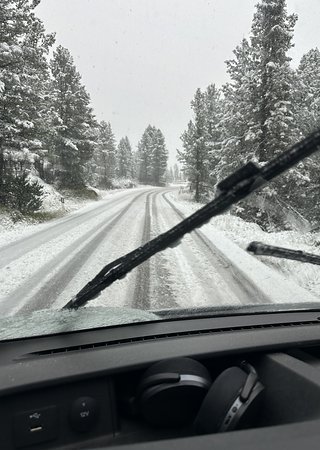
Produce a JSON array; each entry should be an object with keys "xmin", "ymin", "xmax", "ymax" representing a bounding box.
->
[
  {"xmin": 247, "ymin": 241, "xmax": 320, "ymax": 266},
  {"xmin": 63, "ymin": 129, "xmax": 320, "ymax": 309}
]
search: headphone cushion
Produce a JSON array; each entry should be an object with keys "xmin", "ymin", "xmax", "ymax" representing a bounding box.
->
[{"xmin": 194, "ymin": 366, "xmax": 247, "ymax": 434}]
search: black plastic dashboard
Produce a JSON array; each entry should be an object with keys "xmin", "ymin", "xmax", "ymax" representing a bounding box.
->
[{"xmin": 2, "ymin": 310, "xmax": 320, "ymax": 449}]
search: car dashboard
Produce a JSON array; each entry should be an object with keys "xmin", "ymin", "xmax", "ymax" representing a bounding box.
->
[{"xmin": 2, "ymin": 310, "xmax": 320, "ymax": 449}]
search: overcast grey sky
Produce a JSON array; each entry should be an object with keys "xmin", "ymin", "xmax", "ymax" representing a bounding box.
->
[{"xmin": 36, "ymin": 0, "xmax": 320, "ymax": 165}]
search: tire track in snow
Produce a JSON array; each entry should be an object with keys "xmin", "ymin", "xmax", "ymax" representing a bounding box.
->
[
  {"xmin": 9, "ymin": 190, "xmax": 152, "ymax": 315},
  {"xmin": 151, "ymin": 192, "xmax": 234, "ymax": 307},
  {"xmin": 161, "ymin": 192, "xmax": 270, "ymax": 305},
  {"xmin": 0, "ymin": 210, "xmax": 121, "ymax": 315},
  {"xmin": 149, "ymin": 191, "xmax": 178, "ymax": 309},
  {"xmin": 0, "ymin": 190, "xmax": 141, "ymax": 269},
  {"xmin": 132, "ymin": 191, "xmax": 153, "ymax": 309}
]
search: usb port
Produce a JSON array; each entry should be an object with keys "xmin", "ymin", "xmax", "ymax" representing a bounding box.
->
[
  {"xmin": 30, "ymin": 425, "xmax": 43, "ymax": 433},
  {"xmin": 15, "ymin": 406, "xmax": 58, "ymax": 447}
]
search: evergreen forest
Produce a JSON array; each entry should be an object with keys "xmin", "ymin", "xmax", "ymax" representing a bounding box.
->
[
  {"xmin": 0, "ymin": 0, "xmax": 168, "ymax": 214},
  {"xmin": 1, "ymin": 0, "xmax": 320, "ymax": 232},
  {"xmin": 179, "ymin": 0, "xmax": 320, "ymax": 230}
]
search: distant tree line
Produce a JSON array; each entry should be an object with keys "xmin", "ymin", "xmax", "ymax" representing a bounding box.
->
[
  {"xmin": 166, "ymin": 164, "xmax": 185, "ymax": 184},
  {"xmin": 178, "ymin": 0, "xmax": 320, "ymax": 230},
  {"xmin": 0, "ymin": 0, "xmax": 168, "ymax": 214}
]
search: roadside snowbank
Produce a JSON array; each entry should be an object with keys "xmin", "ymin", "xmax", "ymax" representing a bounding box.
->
[
  {"xmin": 168, "ymin": 191, "xmax": 320, "ymax": 299},
  {"xmin": 0, "ymin": 179, "xmax": 142, "ymax": 247},
  {"xmin": 0, "ymin": 178, "xmax": 97, "ymax": 245}
]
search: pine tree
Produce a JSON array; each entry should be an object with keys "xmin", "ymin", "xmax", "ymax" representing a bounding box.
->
[
  {"xmin": 6, "ymin": 173, "xmax": 43, "ymax": 213},
  {"xmin": 296, "ymin": 48, "xmax": 320, "ymax": 136},
  {"xmin": 152, "ymin": 128, "xmax": 168, "ymax": 185},
  {"xmin": 131, "ymin": 149, "xmax": 139, "ymax": 180},
  {"xmin": 178, "ymin": 121, "xmax": 196, "ymax": 185},
  {"xmin": 211, "ymin": 0, "xmax": 303, "ymax": 228},
  {"xmin": 137, "ymin": 125, "xmax": 168, "ymax": 185},
  {"xmin": 216, "ymin": 39, "xmax": 260, "ymax": 183},
  {"xmin": 137, "ymin": 125, "xmax": 154, "ymax": 184},
  {"xmin": 117, "ymin": 136, "xmax": 133, "ymax": 178},
  {"xmin": 178, "ymin": 89, "xmax": 210, "ymax": 201},
  {"xmin": 204, "ymin": 84, "xmax": 223, "ymax": 186},
  {"xmin": 95, "ymin": 121, "xmax": 117, "ymax": 188},
  {"xmin": 287, "ymin": 48, "xmax": 320, "ymax": 224},
  {"xmin": 50, "ymin": 45, "xmax": 97, "ymax": 189},
  {"xmin": 251, "ymin": 0, "xmax": 298, "ymax": 160},
  {"xmin": 248, "ymin": 0, "xmax": 306, "ymax": 228},
  {"xmin": 0, "ymin": 0, "xmax": 55, "ymax": 199}
]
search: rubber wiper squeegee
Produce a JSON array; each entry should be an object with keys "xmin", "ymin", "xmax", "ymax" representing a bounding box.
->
[{"xmin": 247, "ymin": 241, "xmax": 320, "ymax": 266}]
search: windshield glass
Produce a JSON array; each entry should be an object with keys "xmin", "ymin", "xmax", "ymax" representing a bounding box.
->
[{"xmin": 1, "ymin": 0, "xmax": 320, "ymax": 340}]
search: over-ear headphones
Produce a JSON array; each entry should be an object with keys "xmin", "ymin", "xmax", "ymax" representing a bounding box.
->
[
  {"xmin": 135, "ymin": 357, "xmax": 212, "ymax": 427},
  {"xmin": 194, "ymin": 361, "xmax": 264, "ymax": 433},
  {"xmin": 134, "ymin": 357, "xmax": 265, "ymax": 433}
]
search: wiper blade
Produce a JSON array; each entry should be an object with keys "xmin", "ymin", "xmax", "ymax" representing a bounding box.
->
[
  {"xmin": 63, "ymin": 129, "xmax": 320, "ymax": 310},
  {"xmin": 247, "ymin": 241, "xmax": 320, "ymax": 266}
]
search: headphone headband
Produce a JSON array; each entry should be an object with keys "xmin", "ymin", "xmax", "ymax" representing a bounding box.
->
[{"xmin": 239, "ymin": 362, "xmax": 259, "ymax": 401}]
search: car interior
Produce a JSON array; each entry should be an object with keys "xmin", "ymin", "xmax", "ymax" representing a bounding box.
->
[{"xmin": 2, "ymin": 308, "xmax": 320, "ymax": 449}]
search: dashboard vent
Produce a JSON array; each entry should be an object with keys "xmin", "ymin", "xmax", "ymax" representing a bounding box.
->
[{"xmin": 28, "ymin": 319, "xmax": 320, "ymax": 358}]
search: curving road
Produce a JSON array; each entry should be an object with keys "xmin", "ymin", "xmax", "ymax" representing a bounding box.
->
[{"xmin": 0, "ymin": 187, "xmax": 269, "ymax": 316}]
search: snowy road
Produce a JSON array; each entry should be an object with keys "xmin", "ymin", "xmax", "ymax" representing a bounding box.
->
[{"xmin": 0, "ymin": 187, "xmax": 308, "ymax": 317}]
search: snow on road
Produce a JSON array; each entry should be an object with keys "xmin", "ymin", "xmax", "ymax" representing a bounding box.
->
[
  {"xmin": 167, "ymin": 190, "xmax": 320, "ymax": 302},
  {"xmin": 149, "ymin": 192, "xmax": 244, "ymax": 308},
  {"xmin": 0, "ymin": 186, "xmax": 318, "ymax": 317},
  {"xmin": 0, "ymin": 188, "xmax": 152, "ymax": 314}
]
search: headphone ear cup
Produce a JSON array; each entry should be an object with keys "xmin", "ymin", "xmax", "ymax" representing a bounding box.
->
[
  {"xmin": 194, "ymin": 366, "xmax": 264, "ymax": 434},
  {"xmin": 137, "ymin": 358, "xmax": 211, "ymax": 428}
]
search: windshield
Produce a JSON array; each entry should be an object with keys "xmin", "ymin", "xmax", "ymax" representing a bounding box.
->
[{"xmin": 1, "ymin": 0, "xmax": 320, "ymax": 340}]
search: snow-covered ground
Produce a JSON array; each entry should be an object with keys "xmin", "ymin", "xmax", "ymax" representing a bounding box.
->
[
  {"xmin": 0, "ymin": 178, "xmax": 142, "ymax": 248},
  {"xmin": 168, "ymin": 190, "xmax": 320, "ymax": 300},
  {"xmin": 1, "ymin": 185, "xmax": 319, "ymax": 320},
  {"xmin": 0, "ymin": 187, "xmax": 154, "ymax": 315}
]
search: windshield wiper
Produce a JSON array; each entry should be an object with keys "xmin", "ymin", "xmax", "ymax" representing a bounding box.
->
[
  {"xmin": 63, "ymin": 129, "xmax": 320, "ymax": 309},
  {"xmin": 247, "ymin": 241, "xmax": 320, "ymax": 266}
]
